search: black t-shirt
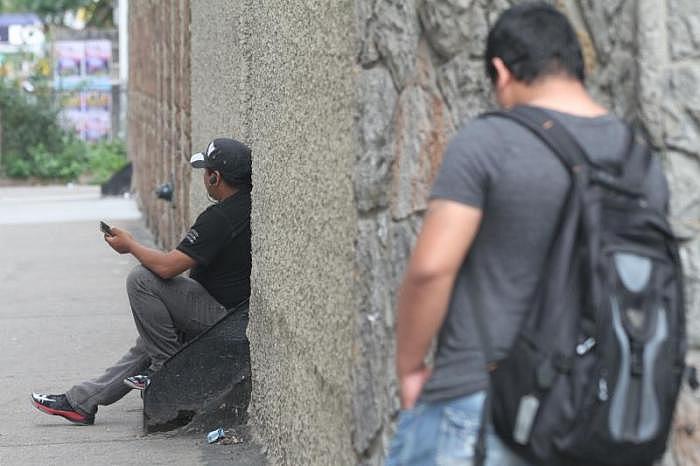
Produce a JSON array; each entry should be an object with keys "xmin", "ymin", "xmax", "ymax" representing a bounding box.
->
[{"xmin": 176, "ymin": 190, "xmax": 251, "ymax": 309}]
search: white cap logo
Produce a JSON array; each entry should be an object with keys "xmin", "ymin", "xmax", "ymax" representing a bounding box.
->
[{"xmin": 206, "ymin": 142, "xmax": 217, "ymax": 157}]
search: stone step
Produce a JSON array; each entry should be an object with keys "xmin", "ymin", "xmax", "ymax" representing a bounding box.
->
[{"xmin": 143, "ymin": 302, "xmax": 251, "ymax": 433}]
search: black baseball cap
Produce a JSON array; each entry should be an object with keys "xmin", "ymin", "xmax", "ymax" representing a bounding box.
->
[{"xmin": 190, "ymin": 138, "xmax": 252, "ymax": 184}]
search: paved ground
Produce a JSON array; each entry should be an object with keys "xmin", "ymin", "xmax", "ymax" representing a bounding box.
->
[{"xmin": 0, "ymin": 185, "xmax": 266, "ymax": 466}]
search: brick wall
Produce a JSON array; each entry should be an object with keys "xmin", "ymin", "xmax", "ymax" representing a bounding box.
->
[{"xmin": 128, "ymin": 0, "xmax": 191, "ymax": 249}]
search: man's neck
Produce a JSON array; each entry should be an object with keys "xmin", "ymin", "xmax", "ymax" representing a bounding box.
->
[
  {"xmin": 513, "ymin": 76, "xmax": 608, "ymax": 118},
  {"xmin": 214, "ymin": 186, "xmax": 239, "ymax": 202}
]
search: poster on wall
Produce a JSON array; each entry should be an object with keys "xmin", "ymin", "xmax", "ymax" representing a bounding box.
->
[
  {"xmin": 84, "ymin": 40, "xmax": 110, "ymax": 77},
  {"xmin": 57, "ymin": 91, "xmax": 85, "ymax": 139},
  {"xmin": 54, "ymin": 40, "xmax": 113, "ymax": 140},
  {"xmin": 84, "ymin": 108, "xmax": 111, "ymax": 141},
  {"xmin": 54, "ymin": 41, "xmax": 84, "ymax": 89},
  {"xmin": 84, "ymin": 90, "xmax": 111, "ymax": 140},
  {"xmin": 85, "ymin": 91, "xmax": 110, "ymax": 110},
  {"xmin": 58, "ymin": 90, "xmax": 111, "ymax": 141}
]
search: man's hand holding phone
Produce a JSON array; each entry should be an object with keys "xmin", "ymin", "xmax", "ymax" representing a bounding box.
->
[
  {"xmin": 101, "ymin": 221, "xmax": 134, "ymax": 254},
  {"xmin": 100, "ymin": 221, "xmax": 114, "ymax": 237}
]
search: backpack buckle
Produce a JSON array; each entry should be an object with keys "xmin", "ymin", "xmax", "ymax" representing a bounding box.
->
[{"xmin": 576, "ymin": 337, "xmax": 596, "ymax": 355}]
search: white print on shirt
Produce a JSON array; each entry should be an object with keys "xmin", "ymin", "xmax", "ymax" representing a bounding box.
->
[{"xmin": 185, "ymin": 228, "xmax": 200, "ymax": 244}]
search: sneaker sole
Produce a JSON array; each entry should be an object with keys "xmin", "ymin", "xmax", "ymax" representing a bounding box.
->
[
  {"xmin": 123, "ymin": 379, "xmax": 146, "ymax": 391},
  {"xmin": 31, "ymin": 399, "xmax": 94, "ymax": 425}
]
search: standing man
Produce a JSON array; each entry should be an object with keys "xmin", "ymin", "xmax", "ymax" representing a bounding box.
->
[
  {"xmin": 32, "ymin": 138, "xmax": 253, "ymax": 425},
  {"xmin": 386, "ymin": 3, "xmax": 669, "ymax": 465}
]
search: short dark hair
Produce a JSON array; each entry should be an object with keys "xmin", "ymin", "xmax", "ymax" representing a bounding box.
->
[
  {"xmin": 206, "ymin": 167, "xmax": 252, "ymax": 191},
  {"xmin": 223, "ymin": 173, "xmax": 252, "ymax": 191},
  {"xmin": 485, "ymin": 2, "xmax": 585, "ymax": 84}
]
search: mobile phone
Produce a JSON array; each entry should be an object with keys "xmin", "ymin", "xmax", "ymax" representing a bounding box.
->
[{"xmin": 100, "ymin": 221, "xmax": 114, "ymax": 236}]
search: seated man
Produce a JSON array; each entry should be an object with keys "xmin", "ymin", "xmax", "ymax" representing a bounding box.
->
[{"xmin": 31, "ymin": 138, "xmax": 252, "ymax": 425}]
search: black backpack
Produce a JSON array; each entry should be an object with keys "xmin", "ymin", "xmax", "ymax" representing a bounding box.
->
[{"xmin": 474, "ymin": 106, "xmax": 687, "ymax": 466}]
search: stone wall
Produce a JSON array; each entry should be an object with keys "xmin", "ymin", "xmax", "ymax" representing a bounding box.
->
[
  {"xmin": 351, "ymin": 1, "xmax": 494, "ymax": 461},
  {"xmin": 350, "ymin": 0, "xmax": 700, "ymax": 464},
  {"xmin": 128, "ymin": 0, "xmax": 700, "ymax": 464},
  {"xmin": 128, "ymin": 0, "xmax": 191, "ymax": 249},
  {"xmin": 635, "ymin": 1, "xmax": 700, "ymax": 463}
]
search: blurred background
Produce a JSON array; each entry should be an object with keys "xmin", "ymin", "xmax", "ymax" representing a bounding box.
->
[
  {"xmin": 0, "ymin": 0, "xmax": 127, "ymax": 187},
  {"xmin": 0, "ymin": 1, "xmax": 698, "ymax": 465}
]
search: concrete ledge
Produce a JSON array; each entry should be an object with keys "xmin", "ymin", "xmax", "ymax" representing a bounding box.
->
[{"xmin": 143, "ymin": 303, "xmax": 251, "ymax": 433}]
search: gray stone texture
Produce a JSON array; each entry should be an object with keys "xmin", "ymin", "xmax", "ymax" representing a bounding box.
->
[
  {"xmin": 419, "ymin": 0, "xmax": 489, "ymax": 60},
  {"xmin": 668, "ymin": 0, "xmax": 700, "ymax": 61},
  {"xmin": 351, "ymin": 0, "xmax": 700, "ymax": 464},
  {"xmin": 355, "ymin": 66, "xmax": 398, "ymax": 213},
  {"xmin": 371, "ymin": 0, "xmax": 421, "ymax": 89},
  {"xmin": 574, "ymin": 0, "xmax": 638, "ymax": 119}
]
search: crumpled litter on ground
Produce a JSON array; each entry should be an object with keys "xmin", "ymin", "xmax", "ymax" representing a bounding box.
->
[{"xmin": 206, "ymin": 427, "xmax": 243, "ymax": 445}]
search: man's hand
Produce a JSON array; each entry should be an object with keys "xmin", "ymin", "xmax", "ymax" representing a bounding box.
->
[
  {"xmin": 400, "ymin": 365, "xmax": 432, "ymax": 410},
  {"xmin": 104, "ymin": 225, "xmax": 196, "ymax": 279},
  {"xmin": 104, "ymin": 227, "xmax": 134, "ymax": 254}
]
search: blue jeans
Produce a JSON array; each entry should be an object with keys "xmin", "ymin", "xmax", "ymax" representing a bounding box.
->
[{"xmin": 385, "ymin": 391, "xmax": 533, "ymax": 466}]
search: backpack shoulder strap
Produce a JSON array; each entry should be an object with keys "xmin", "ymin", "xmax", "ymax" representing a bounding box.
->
[
  {"xmin": 482, "ymin": 105, "xmax": 590, "ymax": 174},
  {"xmin": 621, "ymin": 130, "xmax": 653, "ymax": 190}
]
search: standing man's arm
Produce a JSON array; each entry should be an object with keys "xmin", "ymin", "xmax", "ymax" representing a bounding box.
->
[
  {"xmin": 396, "ymin": 199, "xmax": 483, "ymax": 409},
  {"xmin": 105, "ymin": 227, "xmax": 196, "ymax": 279}
]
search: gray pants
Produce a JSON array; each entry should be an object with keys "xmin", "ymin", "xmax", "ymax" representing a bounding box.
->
[{"xmin": 66, "ymin": 265, "xmax": 228, "ymax": 415}]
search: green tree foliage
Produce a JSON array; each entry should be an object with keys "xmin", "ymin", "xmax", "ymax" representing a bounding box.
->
[
  {"xmin": 0, "ymin": 80, "xmax": 65, "ymax": 160},
  {"xmin": 0, "ymin": 0, "xmax": 114, "ymax": 28},
  {"xmin": 0, "ymin": 80, "xmax": 126, "ymax": 182}
]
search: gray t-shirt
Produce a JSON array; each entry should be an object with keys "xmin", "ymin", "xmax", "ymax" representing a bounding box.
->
[{"xmin": 420, "ymin": 108, "xmax": 669, "ymax": 403}]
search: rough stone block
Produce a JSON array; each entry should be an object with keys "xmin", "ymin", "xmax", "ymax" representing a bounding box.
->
[
  {"xmin": 577, "ymin": 0, "xmax": 628, "ymax": 60},
  {"xmin": 373, "ymin": 0, "xmax": 420, "ymax": 89},
  {"xmin": 143, "ymin": 308, "xmax": 251, "ymax": 433},
  {"xmin": 352, "ymin": 214, "xmax": 416, "ymax": 460},
  {"xmin": 390, "ymin": 85, "xmax": 451, "ymax": 220},
  {"xmin": 665, "ymin": 65, "xmax": 700, "ymax": 155},
  {"xmin": 356, "ymin": 0, "xmax": 381, "ymax": 66},
  {"xmin": 664, "ymin": 151, "xmax": 700, "ymax": 347},
  {"xmin": 436, "ymin": 50, "xmax": 492, "ymax": 126},
  {"xmin": 661, "ymin": 351, "xmax": 700, "ymax": 466},
  {"xmin": 668, "ymin": 0, "xmax": 700, "ymax": 60},
  {"xmin": 355, "ymin": 66, "xmax": 398, "ymax": 212},
  {"xmin": 418, "ymin": 0, "xmax": 487, "ymax": 60},
  {"xmin": 679, "ymin": 238, "xmax": 700, "ymax": 349}
]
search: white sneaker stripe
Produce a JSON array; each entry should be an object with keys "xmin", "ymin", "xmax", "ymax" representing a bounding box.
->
[{"xmin": 32, "ymin": 393, "xmax": 56, "ymax": 403}]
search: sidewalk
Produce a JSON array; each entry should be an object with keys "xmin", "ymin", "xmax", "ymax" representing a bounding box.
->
[{"xmin": 0, "ymin": 185, "xmax": 265, "ymax": 466}]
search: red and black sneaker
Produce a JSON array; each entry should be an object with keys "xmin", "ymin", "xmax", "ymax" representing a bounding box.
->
[
  {"xmin": 123, "ymin": 374, "xmax": 151, "ymax": 391},
  {"xmin": 31, "ymin": 393, "xmax": 95, "ymax": 425}
]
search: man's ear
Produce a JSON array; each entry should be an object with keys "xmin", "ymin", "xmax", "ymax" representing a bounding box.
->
[
  {"xmin": 491, "ymin": 57, "xmax": 512, "ymax": 90},
  {"xmin": 209, "ymin": 171, "xmax": 219, "ymax": 186}
]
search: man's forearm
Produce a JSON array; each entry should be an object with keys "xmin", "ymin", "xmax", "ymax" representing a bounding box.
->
[
  {"xmin": 128, "ymin": 241, "xmax": 174, "ymax": 278},
  {"xmin": 396, "ymin": 270, "xmax": 455, "ymax": 378}
]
